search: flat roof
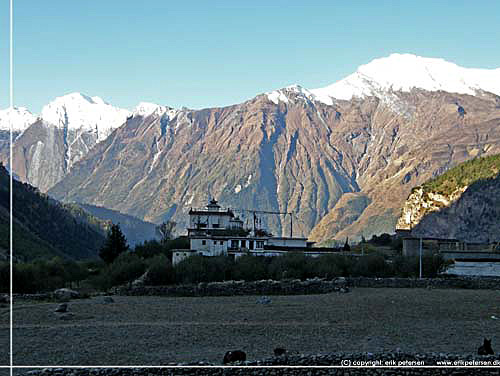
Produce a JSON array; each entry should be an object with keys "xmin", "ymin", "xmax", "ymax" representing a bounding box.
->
[{"xmin": 269, "ymin": 237, "xmax": 308, "ymax": 241}]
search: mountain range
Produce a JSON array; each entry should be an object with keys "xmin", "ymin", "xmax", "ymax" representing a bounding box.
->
[{"xmin": 2, "ymin": 53, "xmax": 500, "ymax": 243}]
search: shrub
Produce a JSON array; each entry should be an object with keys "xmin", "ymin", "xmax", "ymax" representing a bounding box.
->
[
  {"xmin": 268, "ymin": 253, "xmax": 309, "ymax": 280},
  {"xmin": 352, "ymin": 253, "xmax": 391, "ymax": 277},
  {"xmin": 0, "ymin": 262, "xmax": 8, "ymax": 293},
  {"xmin": 144, "ymin": 255, "xmax": 175, "ymax": 285},
  {"xmin": 174, "ymin": 255, "xmax": 233, "ymax": 284},
  {"xmin": 90, "ymin": 252, "xmax": 146, "ymax": 290},
  {"xmin": 233, "ymin": 255, "xmax": 269, "ymax": 281},
  {"xmin": 307, "ymin": 254, "xmax": 343, "ymax": 279},
  {"xmin": 392, "ymin": 254, "xmax": 452, "ymax": 278},
  {"xmin": 134, "ymin": 239, "xmax": 164, "ymax": 259}
]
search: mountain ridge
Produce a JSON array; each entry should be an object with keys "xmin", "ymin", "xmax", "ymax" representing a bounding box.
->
[{"xmin": 2, "ymin": 53, "xmax": 500, "ymax": 242}]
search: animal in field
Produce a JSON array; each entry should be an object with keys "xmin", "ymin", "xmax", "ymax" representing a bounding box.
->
[
  {"xmin": 478, "ymin": 338, "xmax": 494, "ymax": 355},
  {"xmin": 273, "ymin": 347, "xmax": 287, "ymax": 356},
  {"xmin": 223, "ymin": 350, "xmax": 246, "ymax": 364}
]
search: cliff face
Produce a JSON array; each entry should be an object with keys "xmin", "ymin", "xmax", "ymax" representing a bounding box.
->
[
  {"xmin": 396, "ymin": 155, "xmax": 500, "ymax": 242},
  {"xmin": 48, "ymin": 89, "xmax": 500, "ymax": 240},
  {"xmin": 396, "ymin": 186, "xmax": 468, "ymax": 231}
]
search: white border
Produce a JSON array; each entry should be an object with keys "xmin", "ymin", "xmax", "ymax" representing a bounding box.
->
[
  {"xmin": 9, "ymin": 1, "xmax": 14, "ymax": 376},
  {"xmin": 5, "ymin": 1, "xmax": 499, "ymax": 373}
]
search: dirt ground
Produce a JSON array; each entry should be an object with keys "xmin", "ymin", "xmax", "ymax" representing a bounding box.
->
[{"xmin": 1, "ymin": 288, "xmax": 499, "ymax": 366}]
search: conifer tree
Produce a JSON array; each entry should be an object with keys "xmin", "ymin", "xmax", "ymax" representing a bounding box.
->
[
  {"xmin": 99, "ymin": 223, "xmax": 129, "ymax": 264},
  {"xmin": 343, "ymin": 237, "xmax": 351, "ymax": 253}
]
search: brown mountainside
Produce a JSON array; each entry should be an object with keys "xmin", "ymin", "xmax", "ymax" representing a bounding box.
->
[{"xmin": 47, "ymin": 88, "xmax": 500, "ymax": 241}]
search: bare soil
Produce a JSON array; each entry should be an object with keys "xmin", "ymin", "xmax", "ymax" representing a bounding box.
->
[{"xmin": 1, "ymin": 288, "xmax": 499, "ymax": 366}]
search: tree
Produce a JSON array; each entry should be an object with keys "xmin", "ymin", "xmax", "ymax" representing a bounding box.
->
[
  {"xmin": 99, "ymin": 223, "xmax": 129, "ymax": 264},
  {"xmin": 156, "ymin": 220, "xmax": 176, "ymax": 244},
  {"xmin": 343, "ymin": 237, "xmax": 351, "ymax": 253}
]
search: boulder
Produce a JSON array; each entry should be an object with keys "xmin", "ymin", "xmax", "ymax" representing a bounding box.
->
[
  {"xmin": 53, "ymin": 288, "xmax": 80, "ymax": 301},
  {"xmin": 257, "ymin": 296, "xmax": 272, "ymax": 304},
  {"xmin": 103, "ymin": 296, "xmax": 114, "ymax": 304},
  {"xmin": 54, "ymin": 303, "xmax": 68, "ymax": 313},
  {"xmin": 58, "ymin": 312, "xmax": 75, "ymax": 320}
]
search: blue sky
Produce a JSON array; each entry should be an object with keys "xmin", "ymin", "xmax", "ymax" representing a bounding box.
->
[{"xmin": 1, "ymin": 0, "xmax": 499, "ymax": 112}]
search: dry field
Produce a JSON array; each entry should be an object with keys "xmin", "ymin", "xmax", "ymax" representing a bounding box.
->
[{"xmin": 1, "ymin": 288, "xmax": 499, "ymax": 366}]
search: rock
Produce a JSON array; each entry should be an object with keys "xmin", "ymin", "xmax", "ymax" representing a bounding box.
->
[
  {"xmin": 53, "ymin": 288, "xmax": 79, "ymax": 301},
  {"xmin": 257, "ymin": 296, "xmax": 272, "ymax": 304},
  {"xmin": 103, "ymin": 296, "xmax": 114, "ymax": 304},
  {"xmin": 54, "ymin": 303, "xmax": 68, "ymax": 313},
  {"xmin": 132, "ymin": 271, "xmax": 149, "ymax": 287},
  {"xmin": 58, "ymin": 312, "xmax": 75, "ymax": 320}
]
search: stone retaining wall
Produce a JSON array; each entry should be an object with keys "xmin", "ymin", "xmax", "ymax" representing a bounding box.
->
[
  {"xmin": 115, "ymin": 276, "xmax": 500, "ymax": 297},
  {"xmin": 22, "ymin": 352, "xmax": 500, "ymax": 375}
]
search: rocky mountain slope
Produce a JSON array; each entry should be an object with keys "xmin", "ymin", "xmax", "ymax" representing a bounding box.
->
[
  {"xmin": 49, "ymin": 88, "xmax": 500, "ymax": 240},
  {"xmin": 396, "ymin": 154, "xmax": 500, "ymax": 242},
  {"xmin": 0, "ymin": 93, "xmax": 130, "ymax": 191},
  {"xmin": 5, "ymin": 54, "xmax": 500, "ymax": 241}
]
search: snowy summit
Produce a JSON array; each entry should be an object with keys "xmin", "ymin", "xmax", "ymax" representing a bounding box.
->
[
  {"xmin": 41, "ymin": 92, "xmax": 131, "ymax": 142},
  {"xmin": 0, "ymin": 107, "xmax": 38, "ymax": 132},
  {"xmin": 268, "ymin": 53, "xmax": 500, "ymax": 105}
]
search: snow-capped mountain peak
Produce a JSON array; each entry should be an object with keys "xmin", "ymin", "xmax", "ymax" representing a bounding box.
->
[
  {"xmin": 0, "ymin": 107, "xmax": 38, "ymax": 132},
  {"xmin": 309, "ymin": 53, "xmax": 500, "ymax": 104},
  {"xmin": 133, "ymin": 102, "xmax": 170, "ymax": 116},
  {"xmin": 41, "ymin": 92, "xmax": 131, "ymax": 141},
  {"xmin": 266, "ymin": 84, "xmax": 315, "ymax": 104}
]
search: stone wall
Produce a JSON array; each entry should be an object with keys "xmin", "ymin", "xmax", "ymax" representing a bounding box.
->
[
  {"xmin": 21, "ymin": 352, "xmax": 500, "ymax": 375},
  {"xmin": 115, "ymin": 276, "xmax": 500, "ymax": 297},
  {"xmin": 115, "ymin": 278, "xmax": 347, "ymax": 297}
]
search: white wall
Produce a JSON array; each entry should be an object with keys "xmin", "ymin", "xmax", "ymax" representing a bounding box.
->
[
  {"xmin": 267, "ymin": 237, "xmax": 307, "ymax": 247},
  {"xmin": 189, "ymin": 213, "xmax": 231, "ymax": 229},
  {"xmin": 190, "ymin": 237, "xmax": 228, "ymax": 256}
]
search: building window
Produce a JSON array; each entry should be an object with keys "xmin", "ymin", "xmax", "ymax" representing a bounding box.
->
[
  {"xmin": 256, "ymin": 241, "xmax": 264, "ymax": 249},
  {"xmin": 202, "ymin": 240, "xmax": 206, "ymax": 245},
  {"xmin": 212, "ymin": 224, "xmax": 220, "ymax": 228},
  {"xmin": 230, "ymin": 240, "xmax": 238, "ymax": 249},
  {"xmin": 214, "ymin": 240, "xmax": 217, "ymax": 245},
  {"xmin": 220, "ymin": 241, "xmax": 224, "ymax": 245}
]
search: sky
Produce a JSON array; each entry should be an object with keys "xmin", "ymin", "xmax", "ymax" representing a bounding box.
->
[{"xmin": 1, "ymin": 0, "xmax": 499, "ymax": 112}]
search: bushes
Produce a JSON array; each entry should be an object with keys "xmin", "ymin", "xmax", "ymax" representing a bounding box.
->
[
  {"xmin": 233, "ymin": 255, "xmax": 270, "ymax": 281},
  {"xmin": 392, "ymin": 254, "xmax": 452, "ymax": 278},
  {"xmin": 7, "ymin": 257, "xmax": 90, "ymax": 293},
  {"xmin": 174, "ymin": 255, "xmax": 233, "ymax": 284},
  {"xmin": 144, "ymin": 255, "xmax": 175, "ymax": 285},
  {"xmin": 6, "ymin": 247, "xmax": 454, "ymax": 294},
  {"xmin": 352, "ymin": 253, "xmax": 392, "ymax": 277},
  {"xmin": 90, "ymin": 253, "xmax": 146, "ymax": 290},
  {"xmin": 133, "ymin": 237, "xmax": 190, "ymax": 259},
  {"xmin": 0, "ymin": 262, "xmax": 8, "ymax": 293}
]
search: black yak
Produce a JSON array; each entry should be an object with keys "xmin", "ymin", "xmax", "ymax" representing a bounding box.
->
[
  {"xmin": 478, "ymin": 338, "xmax": 494, "ymax": 355},
  {"xmin": 273, "ymin": 347, "xmax": 287, "ymax": 356},
  {"xmin": 223, "ymin": 350, "xmax": 246, "ymax": 364}
]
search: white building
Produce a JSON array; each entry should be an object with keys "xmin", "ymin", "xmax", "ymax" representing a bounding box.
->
[{"xmin": 172, "ymin": 198, "xmax": 314, "ymax": 265}]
